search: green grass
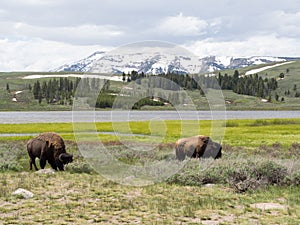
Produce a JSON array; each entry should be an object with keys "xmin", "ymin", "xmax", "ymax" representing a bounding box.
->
[
  {"xmin": 0, "ymin": 170, "xmax": 299, "ymax": 224},
  {"xmin": 0, "ymin": 119, "xmax": 299, "ymax": 224},
  {"xmin": 0, "ymin": 118, "xmax": 299, "ymax": 147}
]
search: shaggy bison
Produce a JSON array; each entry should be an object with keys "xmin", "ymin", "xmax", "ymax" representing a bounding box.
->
[
  {"xmin": 175, "ymin": 135, "xmax": 222, "ymax": 161},
  {"xmin": 27, "ymin": 132, "xmax": 73, "ymax": 171}
]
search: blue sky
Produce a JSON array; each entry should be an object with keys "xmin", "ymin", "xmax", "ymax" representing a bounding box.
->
[{"xmin": 0, "ymin": 0, "xmax": 300, "ymax": 71}]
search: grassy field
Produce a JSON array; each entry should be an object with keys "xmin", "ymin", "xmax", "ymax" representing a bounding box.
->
[{"xmin": 0, "ymin": 119, "xmax": 299, "ymax": 224}]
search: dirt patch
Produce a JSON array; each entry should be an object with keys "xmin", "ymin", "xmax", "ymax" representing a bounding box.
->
[
  {"xmin": 199, "ymin": 214, "xmax": 235, "ymax": 225},
  {"xmin": 250, "ymin": 202, "xmax": 287, "ymax": 210}
]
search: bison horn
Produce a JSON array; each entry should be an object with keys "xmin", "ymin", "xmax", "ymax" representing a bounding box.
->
[{"xmin": 59, "ymin": 153, "xmax": 73, "ymax": 162}]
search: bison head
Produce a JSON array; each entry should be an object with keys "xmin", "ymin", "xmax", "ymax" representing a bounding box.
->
[
  {"xmin": 59, "ymin": 153, "xmax": 73, "ymax": 164},
  {"xmin": 202, "ymin": 140, "xmax": 222, "ymax": 159}
]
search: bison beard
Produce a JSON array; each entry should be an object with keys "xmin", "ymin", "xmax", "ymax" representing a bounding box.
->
[
  {"xmin": 175, "ymin": 135, "xmax": 222, "ymax": 161},
  {"xmin": 27, "ymin": 132, "xmax": 73, "ymax": 171}
]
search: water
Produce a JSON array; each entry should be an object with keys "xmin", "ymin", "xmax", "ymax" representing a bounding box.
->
[{"xmin": 0, "ymin": 110, "xmax": 299, "ymax": 124}]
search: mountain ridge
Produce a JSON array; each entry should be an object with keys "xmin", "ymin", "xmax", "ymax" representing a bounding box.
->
[{"xmin": 53, "ymin": 50, "xmax": 299, "ymax": 74}]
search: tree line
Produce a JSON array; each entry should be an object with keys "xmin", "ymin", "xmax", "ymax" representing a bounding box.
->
[
  {"xmin": 32, "ymin": 77, "xmax": 93, "ymax": 105},
  {"xmin": 216, "ymin": 70, "xmax": 278, "ymax": 98},
  {"xmin": 32, "ymin": 77, "xmax": 112, "ymax": 106},
  {"xmin": 31, "ymin": 69, "xmax": 286, "ymax": 107},
  {"xmin": 32, "ymin": 77, "xmax": 81, "ymax": 105},
  {"xmin": 125, "ymin": 70, "xmax": 279, "ymax": 99}
]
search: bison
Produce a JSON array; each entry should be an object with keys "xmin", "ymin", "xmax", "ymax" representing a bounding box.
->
[
  {"xmin": 27, "ymin": 132, "xmax": 73, "ymax": 171},
  {"xmin": 175, "ymin": 135, "xmax": 222, "ymax": 161}
]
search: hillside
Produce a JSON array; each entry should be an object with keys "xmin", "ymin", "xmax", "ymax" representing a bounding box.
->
[
  {"xmin": 1, "ymin": 60, "xmax": 300, "ymax": 111},
  {"xmin": 213, "ymin": 60, "xmax": 300, "ymax": 110}
]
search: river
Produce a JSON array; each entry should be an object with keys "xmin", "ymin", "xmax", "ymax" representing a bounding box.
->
[{"xmin": 0, "ymin": 110, "xmax": 299, "ymax": 124}]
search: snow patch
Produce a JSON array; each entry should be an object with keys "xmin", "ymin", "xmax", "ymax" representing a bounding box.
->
[
  {"xmin": 245, "ymin": 61, "xmax": 294, "ymax": 75},
  {"xmin": 23, "ymin": 74, "xmax": 123, "ymax": 82},
  {"xmin": 215, "ymin": 56, "xmax": 232, "ymax": 67}
]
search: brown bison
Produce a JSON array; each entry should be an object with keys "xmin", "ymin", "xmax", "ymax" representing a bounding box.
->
[
  {"xmin": 27, "ymin": 132, "xmax": 73, "ymax": 171},
  {"xmin": 175, "ymin": 135, "xmax": 222, "ymax": 161}
]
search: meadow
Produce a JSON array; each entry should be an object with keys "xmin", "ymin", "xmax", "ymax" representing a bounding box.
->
[{"xmin": 0, "ymin": 118, "xmax": 299, "ymax": 224}]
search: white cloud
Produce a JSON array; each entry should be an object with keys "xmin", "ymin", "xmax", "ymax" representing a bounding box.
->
[
  {"xmin": 0, "ymin": 22, "xmax": 124, "ymax": 45},
  {"xmin": 1, "ymin": 1, "xmax": 300, "ymax": 71},
  {"xmin": 265, "ymin": 10, "xmax": 300, "ymax": 37},
  {"xmin": 157, "ymin": 13, "xmax": 208, "ymax": 36},
  {"xmin": 185, "ymin": 34, "xmax": 300, "ymax": 57},
  {"xmin": 0, "ymin": 38, "xmax": 109, "ymax": 71},
  {"xmin": 1, "ymin": 0, "xmax": 61, "ymax": 6}
]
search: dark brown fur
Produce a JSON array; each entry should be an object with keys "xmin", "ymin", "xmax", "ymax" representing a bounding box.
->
[
  {"xmin": 33, "ymin": 132, "xmax": 73, "ymax": 171},
  {"xmin": 175, "ymin": 135, "xmax": 222, "ymax": 161},
  {"xmin": 26, "ymin": 138, "xmax": 55, "ymax": 170}
]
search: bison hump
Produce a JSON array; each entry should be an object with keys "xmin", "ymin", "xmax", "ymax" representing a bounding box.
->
[{"xmin": 36, "ymin": 132, "xmax": 65, "ymax": 151}]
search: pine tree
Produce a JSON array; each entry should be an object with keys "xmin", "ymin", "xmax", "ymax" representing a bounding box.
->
[
  {"xmin": 268, "ymin": 96, "xmax": 272, "ymax": 102},
  {"xmin": 275, "ymin": 93, "xmax": 279, "ymax": 101},
  {"xmin": 33, "ymin": 81, "xmax": 41, "ymax": 99},
  {"xmin": 38, "ymin": 90, "xmax": 43, "ymax": 104},
  {"xmin": 6, "ymin": 83, "xmax": 10, "ymax": 93},
  {"xmin": 42, "ymin": 81, "xmax": 47, "ymax": 98},
  {"xmin": 279, "ymin": 73, "xmax": 284, "ymax": 79},
  {"xmin": 127, "ymin": 74, "xmax": 131, "ymax": 82}
]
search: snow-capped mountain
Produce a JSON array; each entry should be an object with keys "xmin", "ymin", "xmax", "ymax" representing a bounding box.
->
[
  {"xmin": 201, "ymin": 56, "xmax": 293, "ymax": 72},
  {"xmin": 53, "ymin": 51, "xmax": 106, "ymax": 72},
  {"xmin": 53, "ymin": 50, "xmax": 297, "ymax": 74}
]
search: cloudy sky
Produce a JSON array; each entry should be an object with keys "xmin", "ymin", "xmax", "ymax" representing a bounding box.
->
[{"xmin": 1, "ymin": 0, "xmax": 300, "ymax": 71}]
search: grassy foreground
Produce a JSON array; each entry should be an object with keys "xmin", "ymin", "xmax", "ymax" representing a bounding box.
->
[
  {"xmin": 0, "ymin": 172, "xmax": 299, "ymax": 224},
  {"xmin": 0, "ymin": 118, "xmax": 299, "ymax": 224}
]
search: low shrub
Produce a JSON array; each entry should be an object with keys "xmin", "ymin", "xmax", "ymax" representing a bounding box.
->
[
  {"xmin": 249, "ymin": 119, "xmax": 299, "ymax": 126},
  {"xmin": 249, "ymin": 119, "xmax": 270, "ymax": 126},
  {"xmin": 223, "ymin": 121, "xmax": 240, "ymax": 127},
  {"xmin": 65, "ymin": 160, "xmax": 95, "ymax": 174},
  {"xmin": 167, "ymin": 156, "xmax": 298, "ymax": 192},
  {"xmin": 0, "ymin": 141, "xmax": 25, "ymax": 171},
  {"xmin": 284, "ymin": 170, "xmax": 300, "ymax": 186},
  {"xmin": 226, "ymin": 160, "xmax": 288, "ymax": 192}
]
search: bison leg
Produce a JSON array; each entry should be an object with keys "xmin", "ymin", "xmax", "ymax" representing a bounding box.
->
[
  {"xmin": 54, "ymin": 158, "xmax": 64, "ymax": 171},
  {"xmin": 215, "ymin": 147, "xmax": 222, "ymax": 159},
  {"xmin": 39, "ymin": 157, "xmax": 47, "ymax": 169},
  {"xmin": 50, "ymin": 164, "xmax": 58, "ymax": 171},
  {"xmin": 48, "ymin": 159, "xmax": 58, "ymax": 170},
  {"xmin": 57, "ymin": 163, "xmax": 64, "ymax": 171},
  {"xmin": 29, "ymin": 158, "xmax": 33, "ymax": 170},
  {"xmin": 30, "ymin": 157, "xmax": 39, "ymax": 171}
]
